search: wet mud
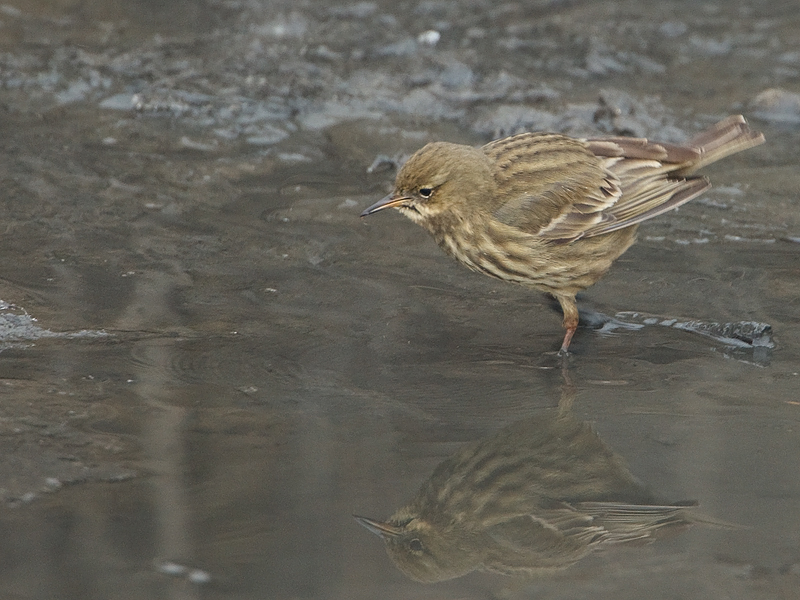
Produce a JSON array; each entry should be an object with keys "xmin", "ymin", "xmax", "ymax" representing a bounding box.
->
[{"xmin": 1, "ymin": 1, "xmax": 799, "ymax": 598}]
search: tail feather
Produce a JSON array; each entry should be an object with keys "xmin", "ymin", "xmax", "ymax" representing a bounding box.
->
[{"xmin": 679, "ymin": 115, "xmax": 765, "ymax": 174}]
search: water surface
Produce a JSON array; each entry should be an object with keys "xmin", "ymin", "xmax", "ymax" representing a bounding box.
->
[{"xmin": 1, "ymin": 1, "xmax": 799, "ymax": 598}]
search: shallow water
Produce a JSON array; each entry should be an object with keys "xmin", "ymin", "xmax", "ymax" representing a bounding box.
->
[{"xmin": 1, "ymin": 0, "xmax": 799, "ymax": 598}]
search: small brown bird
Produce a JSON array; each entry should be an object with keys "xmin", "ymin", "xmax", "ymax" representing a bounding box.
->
[
  {"xmin": 354, "ymin": 403, "xmax": 715, "ymax": 582},
  {"xmin": 361, "ymin": 116, "xmax": 764, "ymax": 353}
]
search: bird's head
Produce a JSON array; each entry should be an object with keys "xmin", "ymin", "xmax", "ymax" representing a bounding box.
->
[
  {"xmin": 361, "ymin": 142, "xmax": 493, "ymax": 225},
  {"xmin": 354, "ymin": 509, "xmax": 481, "ymax": 583}
]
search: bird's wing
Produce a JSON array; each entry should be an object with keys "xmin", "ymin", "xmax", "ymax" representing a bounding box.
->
[
  {"xmin": 486, "ymin": 500, "xmax": 692, "ymax": 566},
  {"xmin": 484, "ymin": 119, "xmax": 762, "ymax": 242},
  {"xmin": 483, "ymin": 132, "xmax": 622, "ymax": 242},
  {"xmin": 579, "ymin": 116, "xmax": 764, "ymax": 237},
  {"xmin": 570, "ymin": 501, "xmax": 694, "ymax": 542},
  {"xmin": 576, "ymin": 136, "xmax": 709, "ymax": 238},
  {"xmin": 484, "ymin": 511, "xmax": 602, "ymax": 565}
]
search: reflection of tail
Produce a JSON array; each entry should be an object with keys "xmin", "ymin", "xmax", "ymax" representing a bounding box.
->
[{"xmin": 681, "ymin": 115, "xmax": 765, "ymax": 174}]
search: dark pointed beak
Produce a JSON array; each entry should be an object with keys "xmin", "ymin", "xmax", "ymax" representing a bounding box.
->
[
  {"xmin": 353, "ymin": 515, "xmax": 402, "ymax": 538},
  {"xmin": 360, "ymin": 193, "xmax": 411, "ymax": 217}
]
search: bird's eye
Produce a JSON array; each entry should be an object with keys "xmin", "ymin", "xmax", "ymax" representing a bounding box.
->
[
  {"xmin": 418, "ymin": 187, "xmax": 433, "ymax": 198},
  {"xmin": 409, "ymin": 539, "xmax": 424, "ymax": 553}
]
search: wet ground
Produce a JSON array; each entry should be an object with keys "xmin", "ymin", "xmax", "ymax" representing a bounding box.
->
[{"xmin": 1, "ymin": 0, "xmax": 799, "ymax": 598}]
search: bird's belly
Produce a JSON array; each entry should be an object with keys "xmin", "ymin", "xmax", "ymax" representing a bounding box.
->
[
  {"xmin": 436, "ymin": 230, "xmax": 553, "ymax": 284},
  {"xmin": 434, "ymin": 227, "xmax": 636, "ymax": 295}
]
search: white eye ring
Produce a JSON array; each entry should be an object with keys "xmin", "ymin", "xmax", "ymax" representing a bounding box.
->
[{"xmin": 419, "ymin": 187, "xmax": 433, "ymax": 198}]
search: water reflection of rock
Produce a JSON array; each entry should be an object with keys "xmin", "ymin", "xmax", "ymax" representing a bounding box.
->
[{"xmin": 356, "ymin": 396, "xmax": 706, "ymax": 583}]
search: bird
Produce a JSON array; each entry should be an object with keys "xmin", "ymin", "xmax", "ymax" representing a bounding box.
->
[
  {"xmin": 361, "ymin": 115, "xmax": 765, "ymax": 354},
  {"xmin": 353, "ymin": 402, "xmax": 717, "ymax": 582}
]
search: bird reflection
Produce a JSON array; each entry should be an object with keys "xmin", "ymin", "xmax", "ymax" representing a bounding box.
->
[{"xmin": 355, "ymin": 392, "xmax": 707, "ymax": 583}]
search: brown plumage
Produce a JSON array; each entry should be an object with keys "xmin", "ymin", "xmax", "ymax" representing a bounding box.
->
[{"xmin": 361, "ymin": 115, "xmax": 764, "ymax": 353}]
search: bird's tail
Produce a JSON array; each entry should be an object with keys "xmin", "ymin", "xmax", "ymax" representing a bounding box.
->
[{"xmin": 679, "ymin": 115, "xmax": 765, "ymax": 174}]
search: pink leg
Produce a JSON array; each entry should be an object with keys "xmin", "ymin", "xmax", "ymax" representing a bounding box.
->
[{"xmin": 554, "ymin": 293, "xmax": 579, "ymax": 355}]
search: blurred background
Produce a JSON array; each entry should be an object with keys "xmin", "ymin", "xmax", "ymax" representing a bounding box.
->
[{"xmin": 0, "ymin": 1, "xmax": 798, "ymax": 598}]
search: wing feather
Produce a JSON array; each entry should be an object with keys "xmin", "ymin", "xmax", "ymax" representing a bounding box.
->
[
  {"xmin": 479, "ymin": 117, "xmax": 763, "ymax": 243},
  {"xmin": 484, "ymin": 133, "xmax": 621, "ymax": 240}
]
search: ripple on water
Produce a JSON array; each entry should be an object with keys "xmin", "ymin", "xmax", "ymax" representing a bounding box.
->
[{"xmin": 126, "ymin": 335, "xmax": 307, "ymax": 392}]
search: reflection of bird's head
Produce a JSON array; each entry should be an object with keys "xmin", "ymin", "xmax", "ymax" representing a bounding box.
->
[{"xmin": 354, "ymin": 507, "xmax": 482, "ymax": 583}]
